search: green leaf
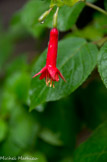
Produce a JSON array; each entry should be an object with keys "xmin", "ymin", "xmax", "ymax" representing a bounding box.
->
[
  {"xmin": 63, "ymin": 0, "xmax": 85, "ymax": 7},
  {"xmin": 5, "ymin": 55, "xmax": 28, "ymax": 76},
  {"xmin": 11, "ymin": 1, "xmax": 46, "ymax": 38},
  {"xmin": 30, "ymin": 37, "xmax": 98, "ymax": 109},
  {"xmin": 36, "ymin": 139, "xmax": 61, "ymax": 161},
  {"xmin": 50, "ymin": 0, "xmax": 64, "ymax": 7},
  {"xmin": 18, "ymin": 152, "xmax": 47, "ymax": 162},
  {"xmin": 104, "ymin": 0, "xmax": 107, "ymax": 11},
  {"xmin": 1, "ymin": 91, "xmax": 17, "ymax": 117},
  {"xmin": 14, "ymin": 0, "xmax": 84, "ymax": 36},
  {"xmin": 35, "ymin": 97, "xmax": 78, "ymax": 160},
  {"xmin": 0, "ymin": 34, "xmax": 13, "ymax": 70},
  {"xmin": 37, "ymin": 97, "xmax": 78, "ymax": 148},
  {"xmin": 0, "ymin": 119, "xmax": 8, "ymax": 142},
  {"xmin": 94, "ymin": 14, "xmax": 107, "ymax": 35},
  {"xmin": 45, "ymin": 2, "xmax": 85, "ymax": 31},
  {"xmin": 50, "ymin": 0, "xmax": 85, "ymax": 7},
  {"xmin": 74, "ymin": 80, "xmax": 107, "ymax": 129},
  {"xmin": 61, "ymin": 157, "xmax": 73, "ymax": 162},
  {"xmin": 9, "ymin": 12, "xmax": 29, "ymax": 40},
  {"xmin": 98, "ymin": 42, "xmax": 107, "ymax": 88},
  {"xmin": 19, "ymin": 0, "xmax": 49, "ymax": 37},
  {"xmin": 67, "ymin": 25, "xmax": 103, "ymax": 41},
  {"xmin": 5, "ymin": 72, "xmax": 31, "ymax": 104},
  {"xmin": 86, "ymin": 0, "xmax": 97, "ymax": 3},
  {"xmin": 39, "ymin": 128, "xmax": 63, "ymax": 146},
  {"xmin": 0, "ymin": 105, "xmax": 40, "ymax": 156},
  {"xmin": 34, "ymin": 152, "xmax": 47, "ymax": 162},
  {"xmin": 66, "ymin": 14, "xmax": 107, "ymax": 41},
  {"xmin": 35, "ymin": 104, "xmax": 46, "ymax": 112},
  {"xmin": 73, "ymin": 121, "xmax": 107, "ymax": 162},
  {"xmin": 35, "ymin": 152, "xmax": 47, "ymax": 162}
]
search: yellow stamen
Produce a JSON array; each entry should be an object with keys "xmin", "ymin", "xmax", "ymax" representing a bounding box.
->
[
  {"xmin": 50, "ymin": 79, "xmax": 52, "ymax": 87},
  {"xmin": 53, "ymin": 82, "xmax": 55, "ymax": 88},
  {"xmin": 48, "ymin": 80, "xmax": 50, "ymax": 84},
  {"xmin": 45, "ymin": 74, "xmax": 55, "ymax": 88},
  {"xmin": 46, "ymin": 72, "xmax": 49, "ymax": 86},
  {"xmin": 46, "ymin": 81, "xmax": 48, "ymax": 86}
]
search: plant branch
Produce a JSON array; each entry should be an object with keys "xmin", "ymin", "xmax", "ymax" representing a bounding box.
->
[
  {"xmin": 93, "ymin": 37, "xmax": 107, "ymax": 47},
  {"xmin": 86, "ymin": 2, "xmax": 107, "ymax": 16}
]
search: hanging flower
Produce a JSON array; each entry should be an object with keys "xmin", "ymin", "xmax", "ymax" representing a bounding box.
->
[{"xmin": 33, "ymin": 28, "xmax": 65, "ymax": 88}]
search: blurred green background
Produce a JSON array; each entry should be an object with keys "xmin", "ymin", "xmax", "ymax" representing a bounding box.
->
[{"xmin": 0, "ymin": 0, "xmax": 107, "ymax": 162}]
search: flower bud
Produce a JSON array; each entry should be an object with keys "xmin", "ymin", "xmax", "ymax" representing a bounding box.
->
[{"xmin": 38, "ymin": 8, "xmax": 52, "ymax": 23}]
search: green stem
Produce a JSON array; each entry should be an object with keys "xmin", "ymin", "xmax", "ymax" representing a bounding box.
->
[
  {"xmin": 53, "ymin": 7, "xmax": 59, "ymax": 28},
  {"xmin": 93, "ymin": 37, "xmax": 107, "ymax": 47},
  {"xmin": 86, "ymin": 2, "xmax": 107, "ymax": 16}
]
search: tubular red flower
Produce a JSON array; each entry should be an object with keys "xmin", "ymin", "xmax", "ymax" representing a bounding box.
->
[{"xmin": 33, "ymin": 28, "xmax": 65, "ymax": 88}]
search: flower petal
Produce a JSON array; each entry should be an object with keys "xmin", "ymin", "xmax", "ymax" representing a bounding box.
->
[
  {"xmin": 58, "ymin": 70, "xmax": 66, "ymax": 82},
  {"xmin": 47, "ymin": 65, "xmax": 57, "ymax": 80},
  {"xmin": 39, "ymin": 71, "xmax": 46, "ymax": 80},
  {"xmin": 55, "ymin": 73, "xmax": 59, "ymax": 82},
  {"xmin": 32, "ymin": 66, "xmax": 46, "ymax": 78}
]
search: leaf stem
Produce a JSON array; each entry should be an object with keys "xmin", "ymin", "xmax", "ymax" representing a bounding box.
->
[{"xmin": 86, "ymin": 2, "xmax": 107, "ymax": 16}]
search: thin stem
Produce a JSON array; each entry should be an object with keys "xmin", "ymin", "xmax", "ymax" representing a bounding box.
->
[
  {"xmin": 86, "ymin": 2, "xmax": 107, "ymax": 16},
  {"xmin": 53, "ymin": 7, "xmax": 59, "ymax": 28},
  {"xmin": 93, "ymin": 37, "xmax": 107, "ymax": 47}
]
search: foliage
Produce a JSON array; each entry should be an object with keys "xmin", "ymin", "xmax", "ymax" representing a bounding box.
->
[
  {"xmin": 31, "ymin": 37, "xmax": 98, "ymax": 109},
  {"xmin": 0, "ymin": 0, "xmax": 107, "ymax": 161},
  {"xmin": 98, "ymin": 42, "xmax": 107, "ymax": 88},
  {"xmin": 73, "ymin": 121, "xmax": 107, "ymax": 162}
]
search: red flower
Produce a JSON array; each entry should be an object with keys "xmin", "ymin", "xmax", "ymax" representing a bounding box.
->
[{"xmin": 33, "ymin": 28, "xmax": 65, "ymax": 88}]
